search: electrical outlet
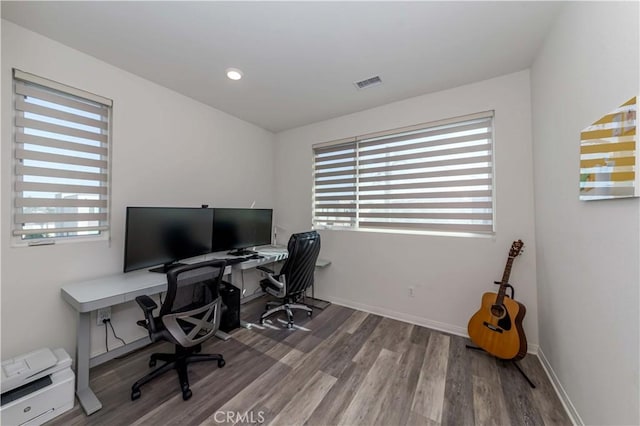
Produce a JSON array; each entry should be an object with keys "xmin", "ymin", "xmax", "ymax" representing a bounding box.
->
[
  {"xmin": 408, "ymin": 286, "xmax": 415, "ymax": 298},
  {"xmin": 97, "ymin": 307, "xmax": 111, "ymax": 325}
]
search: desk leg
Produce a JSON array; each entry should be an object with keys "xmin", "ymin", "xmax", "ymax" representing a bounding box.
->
[{"xmin": 76, "ymin": 312, "xmax": 102, "ymax": 415}]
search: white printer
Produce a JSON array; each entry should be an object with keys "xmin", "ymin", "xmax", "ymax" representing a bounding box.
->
[{"xmin": 1, "ymin": 348, "xmax": 75, "ymax": 425}]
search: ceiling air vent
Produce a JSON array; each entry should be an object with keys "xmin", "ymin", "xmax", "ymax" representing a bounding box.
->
[{"xmin": 354, "ymin": 75, "xmax": 382, "ymax": 90}]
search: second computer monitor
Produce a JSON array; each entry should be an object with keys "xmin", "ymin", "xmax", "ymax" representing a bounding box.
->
[{"xmin": 212, "ymin": 208, "xmax": 273, "ymax": 254}]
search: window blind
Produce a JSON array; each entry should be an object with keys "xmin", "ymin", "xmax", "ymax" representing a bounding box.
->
[
  {"xmin": 13, "ymin": 69, "xmax": 112, "ymax": 241},
  {"xmin": 313, "ymin": 139, "xmax": 358, "ymax": 228},
  {"xmin": 313, "ymin": 112, "xmax": 494, "ymax": 234}
]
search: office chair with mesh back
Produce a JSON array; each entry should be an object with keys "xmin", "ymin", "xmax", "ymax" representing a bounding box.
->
[
  {"xmin": 131, "ymin": 260, "xmax": 226, "ymax": 401},
  {"xmin": 258, "ymin": 231, "xmax": 321, "ymax": 329}
]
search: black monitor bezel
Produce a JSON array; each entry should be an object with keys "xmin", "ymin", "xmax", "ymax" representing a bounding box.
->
[
  {"xmin": 123, "ymin": 206, "xmax": 214, "ymax": 273},
  {"xmin": 211, "ymin": 208, "xmax": 273, "ymax": 253}
]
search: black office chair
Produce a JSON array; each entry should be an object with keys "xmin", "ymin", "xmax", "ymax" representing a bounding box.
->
[
  {"xmin": 258, "ymin": 231, "xmax": 321, "ymax": 329},
  {"xmin": 131, "ymin": 260, "xmax": 227, "ymax": 401}
]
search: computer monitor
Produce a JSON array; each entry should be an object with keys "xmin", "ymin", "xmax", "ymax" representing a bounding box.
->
[
  {"xmin": 124, "ymin": 207, "xmax": 214, "ymax": 273},
  {"xmin": 211, "ymin": 208, "xmax": 273, "ymax": 255}
]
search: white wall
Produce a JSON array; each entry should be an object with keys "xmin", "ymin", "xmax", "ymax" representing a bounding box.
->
[
  {"xmin": 530, "ymin": 3, "xmax": 639, "ymax": 425},
  {"xmin": 1, "ymin": 21, "xmax": 275, "ymax": 359},
  {"xmin": 274, "ymin": 71, "xmax": 540, "ymax": 346}
]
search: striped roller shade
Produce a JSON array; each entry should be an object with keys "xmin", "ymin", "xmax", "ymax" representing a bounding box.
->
[
  {"xmin": 13, "ymin": 69, "xmax": 112, "ymax": 240},
  {"xmin": 580, "ymin": 96, "xmax": 638, "ymax": 201},
  {"xmin": 313, "ymin": 111, "xmax": 494, "ymax": 234}
]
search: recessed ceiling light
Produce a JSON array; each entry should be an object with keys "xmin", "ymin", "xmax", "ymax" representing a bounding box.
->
[{"xmin": 226, "ymin": 68, "xmax": 243, "ymax": 81}]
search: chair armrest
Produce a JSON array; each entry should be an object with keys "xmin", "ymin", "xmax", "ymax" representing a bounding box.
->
[
  {"xmin": 136, "ymin": 295, "xmax": 157, "ymax": 312},
  {"xmin": 135, "ymin": 295, "xmax": 158, "ymax": 334},
  {"xmin": 256, "ymin": 265, "xmax": 275, "ymax": 274},
  {"xmin": 266, "ymin": 274, "xmax": 285, "ymax": 290},
  {"xmin": 257, "ymin": 265, "xmax": 285, "ymax": 289}
]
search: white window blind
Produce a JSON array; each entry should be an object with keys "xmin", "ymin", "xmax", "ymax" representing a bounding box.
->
[
  {"xmin": 313, "ymin": 138, "xmax": 358, "ymax": 228},
  {"xmin": 12, "ymin": 69, "xmax": 112, "ymax": 242},
  {"xmin": 313, "ymin": 112, "xmax": 494, "ymax": 234}
]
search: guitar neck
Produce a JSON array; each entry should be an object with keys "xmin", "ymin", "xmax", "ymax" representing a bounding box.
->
[{"xmin": 496, "ymin": 256, "xmax": 515, "ymax": 303}]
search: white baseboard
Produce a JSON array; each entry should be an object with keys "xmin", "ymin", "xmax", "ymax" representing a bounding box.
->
[
  {"xmin": 537, "ymin": 348, "xmax": 584, "ymax": 426},
  {"xmin": 322, "ymin": 295, "xmax": 539, "ymax": 354}
]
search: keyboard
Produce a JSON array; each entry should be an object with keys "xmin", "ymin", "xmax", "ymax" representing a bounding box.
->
[
  {"xmin": 220, "ymin": 254, "xmax": 265, "ymax": 266},
  {"xmin": 223, "ymin": 257, "xmax": 248, "ymax": 266}
]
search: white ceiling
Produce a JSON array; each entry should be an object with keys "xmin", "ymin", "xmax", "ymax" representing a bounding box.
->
[{"xmin": 2, "ymin": 1, "xmax": 563, "ymax": 133}]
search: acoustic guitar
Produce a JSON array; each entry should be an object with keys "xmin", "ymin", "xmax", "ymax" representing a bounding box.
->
[{"xmin": 467, "ymin": 240, "xmax": 527, "ymax": 360}]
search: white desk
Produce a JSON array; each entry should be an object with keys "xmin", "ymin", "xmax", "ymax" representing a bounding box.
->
[{"xmin": 60, "ymin": 247, "xmax": 288, "ymax": 416}]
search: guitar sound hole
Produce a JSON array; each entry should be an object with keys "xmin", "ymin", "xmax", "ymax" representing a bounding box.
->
[{"xmin": 490, "ymin": 304, "xmax": 506, "ymax": 318}]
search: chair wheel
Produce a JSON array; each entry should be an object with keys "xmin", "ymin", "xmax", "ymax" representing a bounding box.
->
[
  {"xmin": 131, "ymin": 389, "xmax": 141, "ymax": 400},
  {"xmin": 182, "ymin": 389, "xmax": 192, "ymax": 400},
  {"xmin": 149, "ymin": 359, "xmax": 156, "ymax": 368},
  {"xmin": 287, "ymin": 323, "xmax": 294, "ymax": 329},
  {"xmin": 260, "ymin": 319, "xmax": 265, "ymax": 325},
  {"xmin": 307, "ymin": 311, "xmax": 312, "ymax": 317},
  {"xmin": 218, "ymin": 359, "xmax": 226, "ymax": 368}
]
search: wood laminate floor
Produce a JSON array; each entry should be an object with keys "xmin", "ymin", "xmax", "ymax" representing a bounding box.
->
[{"xmin": 50, "ymin": 298, "xmax": 571, "ymax": 425}]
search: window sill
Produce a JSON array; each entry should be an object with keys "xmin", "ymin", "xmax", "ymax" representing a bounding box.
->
[
  {"xmin": 313, "ymin": 226, "xmax": 495, "ymax": 239},
  {"xmin": 11, "ymin": 233, "xmax": 110, "ymax": 248}
]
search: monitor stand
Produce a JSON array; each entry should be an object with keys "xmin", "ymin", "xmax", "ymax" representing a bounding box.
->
[
  {"xmin": 149, "ymin": 262, "xmax": 186, "ymax": 273},
  {"xmin": 227, "ymin": 248, "xmax": 256, "ymax": 256}
]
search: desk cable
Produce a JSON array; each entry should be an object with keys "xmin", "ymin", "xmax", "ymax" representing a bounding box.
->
[
  {"xmin": 103, "ymin": 319, "xmax": 126, "ymax": 352},
  {"xmin": 104, "ymin": 293, "xmax": 163, "ymax": 353}
]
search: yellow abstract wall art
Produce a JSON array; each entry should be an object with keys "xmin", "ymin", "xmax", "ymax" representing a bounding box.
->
[{"xmin": 580, "ymin": 96, "xmax": 638, "ymax": 200}]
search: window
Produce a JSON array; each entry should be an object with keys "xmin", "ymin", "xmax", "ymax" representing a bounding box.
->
[
  {"xmin": 313, "ymin": 111, "xmax": 494, "ymax": 235},
  {"xmin": 12, "ymin": 69, "xmax": 112, "ymax": 243}
]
